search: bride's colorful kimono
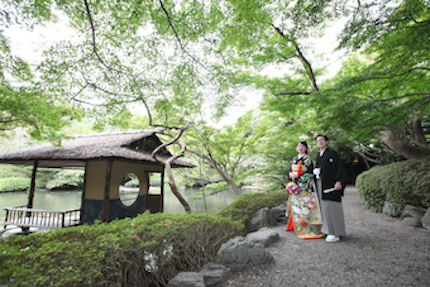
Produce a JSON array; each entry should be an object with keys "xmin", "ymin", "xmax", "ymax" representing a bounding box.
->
[{"xmin": 286, "ymin": 155, "xmax": 325, "ymax": 239}]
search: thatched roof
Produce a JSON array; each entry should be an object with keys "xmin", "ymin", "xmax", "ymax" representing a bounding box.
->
[{"xmin": 0, "ymin": 130, "xmax": 194, "ymax": 168}]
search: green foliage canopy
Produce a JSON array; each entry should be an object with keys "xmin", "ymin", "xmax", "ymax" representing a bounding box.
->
[
  {"xmin": 321, "ymin": 0, "xmax": 430, "ymax": 143},
  {"xmin": 259, "ymin": 0, "xmax": 430, "ymax": 161},
  {"xmin": 0, "ymin": 32, "xmax": 80, "ymax": 143}
]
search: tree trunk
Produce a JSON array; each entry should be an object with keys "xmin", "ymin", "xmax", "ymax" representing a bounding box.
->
[
  {"xmin": 226, "ymin": 178, "xmax": 241, "ymax": 198},
  {"xmin": 214, "ymin": 166, "xmax": 241, "ymax": 198},
  {"xmin": 149, "ymin": 123, "xmax": 192, "ymax": 213},
  {"xmin": 189, "ymin": 150, "xmax": 242, "ymax": 198},
  {"xmin": 165, "ymin": 159, "xmax": 191, "ymax": 213},
  {"xmin": 378, "ymin": 130, "xmax": 430, "ymax": 159},
  {"xmin": 357, "ymin": 151, "xmax": 371, "ymax": 169},
  {"xmin": 409, "ymin": 117, "xmax": 429, "ymax": 149}
]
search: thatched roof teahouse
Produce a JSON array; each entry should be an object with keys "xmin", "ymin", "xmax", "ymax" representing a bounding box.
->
[{"xmin": 0, "ymin": 130, "xmax": 194, "ymax": 230}]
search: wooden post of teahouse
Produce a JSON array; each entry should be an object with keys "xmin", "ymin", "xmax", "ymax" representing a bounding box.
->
[
  {"xmin": 160, "ymin": 170, "xmax": 165, "ymax": 212},
  {"xmin": 79, "ymin": 162, "xmax": 88, "ymax": 225},
  {"xmin": 101, "ymin": 160, "xmax": 113, "ymax": 222},
  {"xmin": 24, "ymin": 160, "xmax": 38, "ymax": 231},
  {"xmin": 27, "ymin": 160, "xmax": 38, "ymax": 209}
]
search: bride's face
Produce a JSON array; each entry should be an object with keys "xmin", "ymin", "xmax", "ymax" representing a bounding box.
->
[{"xmin": 297, "ymin": 143, "xmax": 307, "ymax": 154}]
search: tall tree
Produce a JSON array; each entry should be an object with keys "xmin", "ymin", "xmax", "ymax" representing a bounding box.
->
[
  {"xmin": 207, "ymin": 0, "xmax": 354, "ymax": 179},
  {"xmin": 241, "ymin": 0, "xmax": 430, "ymax": 161},
  {"xmin": 183, "ymin": 111, "xmax": 267, "ymax": 197},
  {"xmin": 205, "ymin": 0, "xmax": 350, "ymax": 142},
  {"xmin": 321, "ymin": 0, "xmax": 430, "ymax": 159},
  {"xmin": 0, "ymin": 0, "xmax": 251, "ymax": 212}
]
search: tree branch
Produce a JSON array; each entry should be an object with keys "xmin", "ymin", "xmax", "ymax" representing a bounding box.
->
[
  {"xmin": 158, "ymin": 0, "xmax": 214, "ymax": 75},
  {"xmin": 294, "ymin": 44, "xmax": 319, "ymax": 92},
  {"xmin": 84, "ymin": 0, "xmax": 128, "ymax": 75},
  {"xmin": 271, "ymin": 24, "xmax": 318, "ymax": 91},
  {"xmin": 274, "ymin": 81, "xmax": 313, "ymax": 97},
  {"xmin": 152, "ymin": 124, "xmax": 190, "ymax": 160},
  {"xmin": 378, "ymin": 129, "xmax": 430, "ymax": 159},
  {"xmin": 275, "ymin": 91, "xmax": 312, "ymax": 97},
  {"xmin": 357, "ymin": 151, "xmax": 380, "ymax": 164},
  {"xmin": 408, "ymin": 116, "xmax": 429, "ymax": 149}
]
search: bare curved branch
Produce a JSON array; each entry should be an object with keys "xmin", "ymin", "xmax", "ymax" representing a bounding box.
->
[
  {"xmin": 83, "ymin": 0, "xmax": 128, "ymax": 75},
  {"xmin": 271, "ymin": 24, "xmax": 319, "ymax": 91},
  {"xmin": 158, "ymin": 0, "xmax": 214, "ymax": 75},
  {"xmin": 275, "ymin": 91, "xmax": 312, "ymax": 97}
]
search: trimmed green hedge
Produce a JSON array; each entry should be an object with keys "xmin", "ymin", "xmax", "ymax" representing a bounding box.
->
[
  {"xmin": 0, "ymin": 165, "xmax": 35, "ymax": 192},
  {"xmin": 356, "ymin": 157, "xmax": 430, "ymax": 212}
]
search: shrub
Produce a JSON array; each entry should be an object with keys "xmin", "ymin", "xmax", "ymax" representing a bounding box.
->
[
  {"xmin": 217, "ymin": 190, "xmax": 288, "ymax": 224},
  {"xmin": 0, "ymin": 187, "xmax": 288, "ymax": 286},
  {"xmin": 150, "ymin": 176, "xmax": 161, "ymax": 187},
  {"xmin": 0, "ymin": 165, "xmax": 59, "ymax": 191},
  {"xmin": 355, "ymin": 166, "xmax": 386, "ymax": 212},
  {"xmin": 0, "ymin": 165, "xmax": 33, "ymax": 179},
  {"xmin": 45, "ymin": 169, "xmax": 85, "ymax": 190},
  {"xmin": 356, "ymin": 157, "xmax": 430, "ymax": 212},
  {"xmin": 0, "ymin": 177, "xmax": 31, "ymax": 192},
  {"xmin": 33, "ymin": 173, "xmax": 53, "ymax": 189},
  {"xmin": 0, "ymin": 212, "xmax": 243, "ymax": 287}
]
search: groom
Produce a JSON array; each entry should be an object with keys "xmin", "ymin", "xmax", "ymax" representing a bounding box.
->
[{"xmin": 314, "ymin": 134, "xmax": 349, "ymax": 243}]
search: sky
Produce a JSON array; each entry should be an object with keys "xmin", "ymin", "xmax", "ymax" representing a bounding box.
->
[
  {"xmin": 4, "ymin": 21, "xmax": 74, "ymax": 65},
  {"xmin": 4, "ymin": 13, "xmax": 347, "ymax": 128}
]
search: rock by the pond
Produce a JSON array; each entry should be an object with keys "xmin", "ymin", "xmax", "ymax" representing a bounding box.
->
[
  {"xmin": 272, "ymin": 205, "xmax": 288, "ymax": 223},
  {"xmin": 199, "ymin": 263, "xmax": 229, "ymax": 287},
  {"xmin": 245, "ymin": 227, "xmax": 280, "ymax": 248},
  {"xmin": 421, "ymin": 208, "xmax": 430, "ymax": 230},
  {"xmin": 400, "ymin": 205, "xmax": 427, "ymax": 221},
  {"xmin": 246, "ymin": 207, "xmax": 277, "ymax": 232},
  {"xmin": 216, "ymin": 236, "xmax": 274, "ymax": 272},
  {"xmin": 382, "ymin": 201, "xmax": 401, "ymax": 217},
  {"xmin": 402, "ymin": 216, "xmax": 422, "ymax": 227},
  {"xmin": 167, "ymin": 272, "xmax": 205, "ymax": 287}
]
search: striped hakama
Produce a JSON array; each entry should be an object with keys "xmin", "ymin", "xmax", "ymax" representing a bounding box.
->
[{"xmin": 317, "ymin": 178, "xmax": 346, "ymax": 236}]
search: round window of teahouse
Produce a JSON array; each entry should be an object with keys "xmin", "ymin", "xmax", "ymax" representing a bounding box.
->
[{"xmin": 119, "ymin": 173, "xmax": 140, "ymax": 206}]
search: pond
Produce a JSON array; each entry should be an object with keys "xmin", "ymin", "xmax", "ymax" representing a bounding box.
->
[{"xmin": 0, "ymin": 187, "xmax": 252, "ymax": 225}]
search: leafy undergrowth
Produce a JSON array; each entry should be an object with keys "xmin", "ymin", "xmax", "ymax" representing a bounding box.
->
[
  {"xmin": 0, "ymin": 212, "xmax": 243, "ymax": 287},
  {"xmin": 0, "ymin": 190, "xmax": 289, "ymax": 286}
]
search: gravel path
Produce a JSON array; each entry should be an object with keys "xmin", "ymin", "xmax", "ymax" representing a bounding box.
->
[{"xmin": 218, "ymin": 186, "xmax": 430, "ymax": 287}]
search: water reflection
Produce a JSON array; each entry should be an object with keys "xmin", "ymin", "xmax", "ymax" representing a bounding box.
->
[
  {"xmin": 164, "ymin": 188, "xmax": 241, "ymax": 214},
  {"xmin": 0, "ymin": 187, "xmax": 249, "ymax": 224}
]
